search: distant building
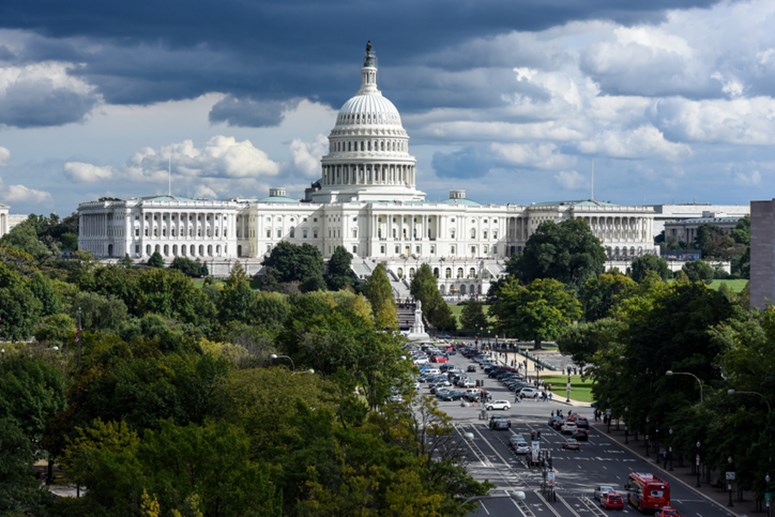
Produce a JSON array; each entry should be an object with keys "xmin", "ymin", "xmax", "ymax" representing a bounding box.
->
[
  {"xmin": 750, "ymin": 199, "xmax": 775, "ymax": 309},
  {"xmin": 0, "ymin": 204, "xmax": 26, "ymax": 238},
  {"xmin": 650, "ymin": 203, "xmax": 749, "ymax": 239},
  {"xmin": 663, "ymin": 213, "xmax": 744, "ymax": 245},
  {"xmin": 77, "ymin": 42, "xmax": 658, "ymax": 296}
]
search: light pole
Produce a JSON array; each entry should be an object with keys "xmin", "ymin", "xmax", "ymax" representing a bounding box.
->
[
  {"xmin": 624, "ymin": 407, "xmax": 629, "ymax": 444},
  {"xmin": 727, "ymin": 389, "xmax": 772, "ymax": 414},
  {"xmin": 727, "ymin": 456, "xmax": 734, "ymax": 507},
  {"xmin": 665, "ymin": 370, "xmax": 703, "ymax": 403},
  {"xmin": 270, "ymin": 353, "xmax": 295, "ymax": 371},
  {"xmin": 668, "ymin": 428, "xmax": 674, "ymax": 471},
  {"xmin": 696, "ymin": 441, "xmax": 701, "ymax": 487},
  {"xmin": 645, "ymin": 416, "xmax": 650, "ymax": 457},
  {"xmin": 766, "ymin": 473, "xmax": 771, "ymax": 517}
]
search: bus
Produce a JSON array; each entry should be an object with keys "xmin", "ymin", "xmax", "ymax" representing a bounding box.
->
[{"xmin": 625, "ymin": 472, "xmax": 670, "ymax": 512}]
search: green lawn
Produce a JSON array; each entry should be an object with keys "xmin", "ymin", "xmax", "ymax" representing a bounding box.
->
[
  {"xmin": 540, "ymin": 374, "xmax": 594, "ymax": 403},
  {"xmin": 709, "ymin": 279, "xmax": 748, "ymax": 293}
]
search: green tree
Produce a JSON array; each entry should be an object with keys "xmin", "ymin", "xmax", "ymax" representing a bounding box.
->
[
  {"xmin": 0, "ymin": 218, "xmax": 55, "ymax": 261},
  {"xmin": 629, "ymin": 254, "xmax": 671, "ymax": 282},
  {"xmin": 491, "ymin": 277, "xmax": 581, "ymax": 349},
  {"xmin": 218, "ymin": 263, "xmax": 256, "ymax": 324},
  {"xmin": 410, "ymin": 263, "xmax": 457, "ymax": 331},
  {"xmin": 459, "ymin": 300, "xmax": 488, "ymax": 332},
  {"xmin": 326, "ymin": 246, "xmax": 354, "ymax": 291},
  {"xmin": 731, "ymin": 216, "xmax": 750, "ymax": 278},
  {"xmin": 261, "ymin": 242, "xmax": 326, "ymax": 292},
  {"xmin": 0, "ymin": 417, "xmax": 48, "ymax": 515},
  {"xmin": 695, "ymin": 224, "xmax": 737, "ymax": 260},
  {"xmin": 363, "ymin": 264, "xmax": 397, "ymax": 330},
  {"xmin": 0, "ymin": 262, "xmax": 43, "ymax": 341},
  {"xmin": 169, "ymin": 257, "xmax": 208, "ymax": 277},
  {"xmin": 557, "ymin": 317, "xmax": 624, "ymax": 369},
  {"xmin": 682, "ymin": 260, "xmax": 715, "ymax": 282},
  {"xmin": 147, "ymin": 251, "xmax": 165, "ymax": 268},
  {"xmin": 514, "ymin": 218, "xmax": 606, "ymax": 290},
  {"xmin": 578, "ymin": 271, "xmax": 636, "ymax": 321}
]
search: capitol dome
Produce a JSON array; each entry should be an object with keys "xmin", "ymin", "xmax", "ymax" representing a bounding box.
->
[{"xmin": 308, "ymin": 41, "xmax": 425, "ymax": 204}]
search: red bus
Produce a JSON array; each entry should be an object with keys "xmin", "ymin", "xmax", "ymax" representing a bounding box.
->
[{"xmin": 625, "ymin": 472, "xmax": 670, "ymax": 512}]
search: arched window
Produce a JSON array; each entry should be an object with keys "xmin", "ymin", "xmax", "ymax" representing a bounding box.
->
[
  {"xmin": 457, "ymin": 268, "xmax": 464, "ymax": 279},
  {"xmin": 445, "ymin": 268, "xmax": 452, "ymax": 279}
]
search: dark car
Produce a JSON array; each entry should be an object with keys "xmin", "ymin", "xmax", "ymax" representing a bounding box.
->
[
  {"xmin": 467, "ymin": 364, "xmax": 477, "ymax": 372},
  {"xmin": 574, "ymin": 428, "xmax": 589, "ymax": 441},
  {"xmin": 575, "ymin": 417, "xmax": 590, "ymax": 429},
  {"xmin": 489, "ymin": 416, "xmax": 511, "ymax": 430},
  {"xmin": 438, "ymin": 389, "xmax": 464, "ymax": 401}
]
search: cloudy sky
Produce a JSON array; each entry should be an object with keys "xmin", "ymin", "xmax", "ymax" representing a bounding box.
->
[{"xmin": 1, "ymin": 0, "xmax": 774, "ymax": 216}]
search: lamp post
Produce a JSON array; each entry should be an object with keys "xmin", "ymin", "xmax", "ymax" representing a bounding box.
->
[
  {"xmin": 624, "ymin": 407, "xmax": 629, "ymax": 444},
  {"xmin": 765, "ymin": 473, "xmax": 771, "ymax": 517},
  {"xmin": 668, "ymin": 428, "xmax": 674, "ymax": 470},
  {"xmin": 696, "ymin": 441, "xmax": 701, "ymax": 487},
  {"xmin": 645, "ymin": 416, "xmax": 650, "ymax": 457},
  {"xmin": 727, "ymin": 389, "xmax": 772, "ymax": 415},
  {"xmin": 665, "ymin": 370, "xmax": 703, "ymax": 403},
  {"xmin": 727, "ymin": 456, "xmax": 734, "ymax": 507},
  {"xmin": 270, "ymin": 353, "xmax": 296, "ymax": 371}
]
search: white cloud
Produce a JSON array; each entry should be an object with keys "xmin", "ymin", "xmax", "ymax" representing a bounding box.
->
[
  {"xmin": 288, "ymin": 135, "xmax": 328, "ymax": 178},
  {"xmin": 0, "ymin": 146, "xmax": 9, "ymax": 167},
  {"xmin": 554, "ymin": 170, "xmax": 586, "ymax": 190},
  {"xmin": 490, "ymin": 142, "xmax": 575, "ymax": 170},
  {"xmin": 578, "ymin": 126, "xmax": 692, "ymax": 161},
  {"xmin": 2, "ymin": 183, "xmax": 52, "ymax": 203},
  {"xmin": 734, "ymin": 169, "xmax": 761, "ymax": 187},
  {"xmin": 64, "ymin": 161, "xmax": 114, "ymax": 182}
]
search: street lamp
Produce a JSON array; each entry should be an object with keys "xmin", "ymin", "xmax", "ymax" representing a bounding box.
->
[
  {"xmin": 727, "ymin": 456, "xmax": 734, "ymax": 507},
  {"xmin": 270, "ymin": 353, "xmax": 295, "ymax": 371},
  {"xmin": 766, "ymin": 473, "xmax": 771, "ymax": 517},
  {"xmin": 696, "ymin": 441, "xmax": 701, "ymax": 487},
  {"xmin": 624, "ymin": 407, "xmax": 629, "ymax": 444},
  {"xmin": 668, "ymin": 428, "xmax": 674, "ymax": 470},
  {"xmin": 727, "ymin": 389, "xmax": 772, "ymax": 414},
  {"xmin": 665, "ymin": 370, "xmax": 703, "ymax": 403},
  {"xmin": 645, "ymin": 416, "xmax": 650, "ymax": 457}
]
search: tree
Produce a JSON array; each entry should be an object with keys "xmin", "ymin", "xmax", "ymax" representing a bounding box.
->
[
  {"xmin": 514, "ymin": 219, "xmax": 606, "ymax": 290},
  {"xmin": 629, "ymin": 254, "xmax": 671, "ymax": 282},
  {"xmin": 556, "ymin": 317, "xmax": 624, "ymax": 369},
  {"xmin": 695, "ymin": 224, "xmax": 737, "ymax": 260},
  {"xmin": 0, "ymin": 262, "xmax": 43, "ymax": 341},
  {"xmin": 147, "ymin": 251, "xmax": 165, "ymax": 268},
  {"xmin": 682, "ymin": 260, "xmax": 715, "ymax": 282},
  {"xmin": 169, "ymin": 257, "xmax": 208, "ymax": 277},
  {"xmin": 491, "ymin": 277, "xmax": 581, "ymax": 349},
  {"xmin": 326, "ymin": 246, "xmax": 354, "ymax": 291},
  {"xmin": 364, "ymin": 264, "xmax": 397, "ymax": 330},
  {"xmin": 410, "ymin": 263, "xmax": 457, "ymax": 331},
  {"xmin": 578, "ymin": 271, "xmax": 636, "ymax": 321},
  {"xmin": 459, "ymin": 301, "xmax": 488, "ymax": 333},
  {"xmin": 218, "ymin": 263, "xmax": 256, "ymax": 324},
  {"xmin": 0, "ymin": 417, "xmax": 48, "ymax": 514},
  {"xmin": 260, "ymin": 242, "xmax": 326, "ymax": 293}
]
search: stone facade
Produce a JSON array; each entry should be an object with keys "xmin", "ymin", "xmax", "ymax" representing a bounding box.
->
[{"xmin": 750, "ymin": 199, "xmax": 775, "ymax": 309}]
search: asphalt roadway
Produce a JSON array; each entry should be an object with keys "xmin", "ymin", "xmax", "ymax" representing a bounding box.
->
[{"xmin": 425, "ymin": 347, "xmax": 738, "ymax": 517}]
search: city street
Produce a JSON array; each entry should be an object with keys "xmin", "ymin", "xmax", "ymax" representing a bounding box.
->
[{"xmin": 423, "ymin": 347, "xmax": 738, "ymax": 517}]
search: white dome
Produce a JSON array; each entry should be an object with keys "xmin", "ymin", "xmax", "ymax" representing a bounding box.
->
[{"xmin": 336, "ymin": 93, "xmax": 402, "ymax": 127}]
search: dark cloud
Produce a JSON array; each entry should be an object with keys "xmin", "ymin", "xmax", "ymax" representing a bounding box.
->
[
  {"xmin": 0, "ymin": 77, "xmax": 98, "ymax": 128},
  {"xmin": 208, "ymin": 96, "xmax": 303, "ymax": 127},
  {"xmin": 431, "ymin": 146, "xmax": 495, "ymax": 179},
  {"xmin": 0, "ymin": 0, "xmax": 724, "ymax": 126}
]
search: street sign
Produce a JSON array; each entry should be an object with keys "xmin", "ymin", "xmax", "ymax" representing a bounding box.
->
[
  {"xmin": 547, "ymin": 471, "xmax": 556, "ymax": 487},
  {"xmin": 764, "ymin": 491, "xmax": 772, "ymax": 503},
  {"xmin": 725, "ymin": 471, "xmax": 736, "ymax": 481}
]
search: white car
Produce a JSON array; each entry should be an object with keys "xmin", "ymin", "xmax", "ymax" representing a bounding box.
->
[
  {"xmin": 486, "ymin": 400, "xmax": 511, "ymax": 411},
  {"xmin": 561, "ymin": 421, "xmax": 578, "ymax": 434},
  {"xmin": 593, "ymin": 485, "xmax": 616, "ymax": 501},
  {"xmin": 519, "ymin": 387, "xmax": 540, "ymax": 399}
]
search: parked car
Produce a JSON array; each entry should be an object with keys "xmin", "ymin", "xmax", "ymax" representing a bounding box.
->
[
  {"xmin": 519, "ymin": 387, "xmax": 540, "ymax": 399},
  {"xmin": 601, "ymin": 492, "xmax": 624, "ymax": 510},
  {"xmin": 489, "ymin": 416, "xmax": 511, "ymax": 430},
  {"xmin": 562, "ymin": 438, "xmax": 580, "ymax": 450},
  {"xmin": 467, "ymin": 364, "xmax": 477, "ymax": 372},
  {"xmin": 438, "ymin": 389, "xmax": 464, "ymax": 401},
  {"xmin": 593, "ymin": 485, "xmax": 616, "ymax": 501},
  {"xmin": 486, "ymin": 400, "xmax": 511, "ymax": 411}
]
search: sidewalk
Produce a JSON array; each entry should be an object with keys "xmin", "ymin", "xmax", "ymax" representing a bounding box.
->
[{"xmin": 594, "ymin": 421, "xmax": 753, "ymax": 516}]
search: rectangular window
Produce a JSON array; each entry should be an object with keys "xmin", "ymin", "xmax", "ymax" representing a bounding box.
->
[
  {"xmin": 276, "ymin": 229, "xmax": 282, "ymax": 238},
  {"xmin": 266, "ymin": 229, "xmax": 271, "ymax": 238},
  {"xmin": 380, "ymin": 245, "xmax": 386, "ymax": 254}
]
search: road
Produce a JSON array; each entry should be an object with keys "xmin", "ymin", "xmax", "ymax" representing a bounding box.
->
[{"xmin": 424, "ymin": 347, "xmax": 736, "ymax": 517}]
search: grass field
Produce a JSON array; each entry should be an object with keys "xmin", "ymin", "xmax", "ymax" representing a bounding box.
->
[
  {"xmin": 708, "ymin": 279, "xmax": 748, "ymax": 293},
  {"xmin": 540, "ymin": 374, "xmax": 594, "ymax": 403}
]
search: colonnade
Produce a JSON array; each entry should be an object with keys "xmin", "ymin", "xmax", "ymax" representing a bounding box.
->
[{"xmin": 322, "ymin": 163, "xmax": 415, "ymax": 187}]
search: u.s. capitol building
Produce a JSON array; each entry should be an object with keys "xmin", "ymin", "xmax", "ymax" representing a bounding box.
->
[{"xmin": 78, "ymin": 42, "xmax": 657, "ymax": 297}]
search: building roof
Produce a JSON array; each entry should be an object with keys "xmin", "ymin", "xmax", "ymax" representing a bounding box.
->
[
  {"xmin": 256, "ymin": 195, "xmax": 301, "ymax": 204},
  {"xmin": 531, "ymin": 199, "xmax": 621, "ymax": 208}
]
